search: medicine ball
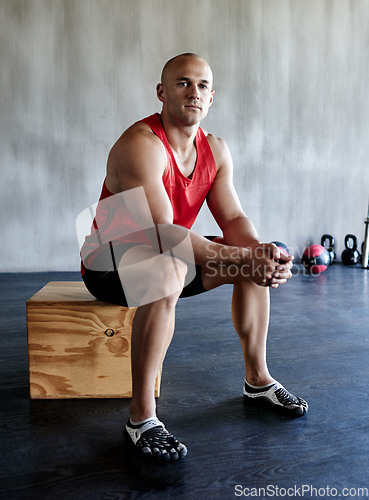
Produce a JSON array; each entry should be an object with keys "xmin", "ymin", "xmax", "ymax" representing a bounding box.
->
[
  {"xmin": 302, "ymin": 245, "xmax": 330, "ymax": 274},
  {"xmin": 271, "ymin": 241, "xmax": 290, "ymax": 256}
]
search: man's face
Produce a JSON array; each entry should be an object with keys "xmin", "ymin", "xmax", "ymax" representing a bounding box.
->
[{"xmin": 157, "ymin": 56, "xmax": 215, "ymax": 127}]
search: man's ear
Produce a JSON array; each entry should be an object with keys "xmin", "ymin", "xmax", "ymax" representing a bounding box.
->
[
  {"xmin": 209, "ymin": 89, "xmax": 215, "ymax": 107},
  {"xmin": 156, "ymin": 83, "xmax": 166, "ymax": 103}
]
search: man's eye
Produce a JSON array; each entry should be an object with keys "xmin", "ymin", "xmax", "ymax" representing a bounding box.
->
[{"xmin": 178, "ymin": 82, "xmax": 188, "ymax": 87}]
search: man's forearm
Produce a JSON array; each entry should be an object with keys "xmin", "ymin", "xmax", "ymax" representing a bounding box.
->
[
  {"xmin": 189, "ymin": 230, "xmax": 252, "ymax": 268},
  {"xmin": 151, "ymin": 218, "xmax": 260, "ymax": 269},
  {"xmin": 220, "ymin": 215, "xmax": 261, "ymax": 248}
]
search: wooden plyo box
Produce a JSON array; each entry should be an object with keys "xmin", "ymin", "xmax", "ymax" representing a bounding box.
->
[{"xmin": 26, "ymin": 281, "xmax": 161, "ymax": 399}]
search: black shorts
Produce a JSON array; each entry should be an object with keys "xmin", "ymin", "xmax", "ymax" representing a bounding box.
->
[{"xmin": 82, "ymin": 236, "xmax": 217, "ymax": 307}]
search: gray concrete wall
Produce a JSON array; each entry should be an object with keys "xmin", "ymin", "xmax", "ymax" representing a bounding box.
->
[{"xmin": 1, "ymin": 0, "xmax": 369, "ymax": 271}]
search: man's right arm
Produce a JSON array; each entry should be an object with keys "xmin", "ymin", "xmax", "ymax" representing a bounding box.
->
[
  {"xmin": 106, "ymin": 125, "xmax": 210, "ymax": 259},
  {"xmin": 106, "ymin": 123, "xmax": 174, "ymax": 226}
]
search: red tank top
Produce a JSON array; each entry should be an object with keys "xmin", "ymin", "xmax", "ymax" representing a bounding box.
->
[
  {"xmin": 141, "ymin": 113, "xmax": 217, "ymax": 228},
  {"xmin": 80, "ymin": 113, "xmax": 217, "ymax": 272}
]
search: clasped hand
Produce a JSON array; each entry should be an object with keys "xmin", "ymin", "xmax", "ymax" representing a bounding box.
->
[{"xmin": 248, "ymin": 242, "xmax": 294, "ymax": 288}]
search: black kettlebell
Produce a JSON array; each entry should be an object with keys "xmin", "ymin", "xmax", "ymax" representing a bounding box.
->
[
  {"xmin": 321, "ymin": 234, "xmax": 336, "ymax": 265},
  {"xmin": 341, "ymin": 234, "xmax": 360, "ymax": 265}
]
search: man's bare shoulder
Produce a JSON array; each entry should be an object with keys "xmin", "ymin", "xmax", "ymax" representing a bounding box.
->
[
  {"xmin": 111, "ymin": 121, "xmax": 165, "ymax": 158},
  {"xmin": 203, "ymin": 130, "xmax": 232, "ymax": 170},
  {"xmin": 106, "ymin": 121, "xmax": 167, "ymax": 192}
]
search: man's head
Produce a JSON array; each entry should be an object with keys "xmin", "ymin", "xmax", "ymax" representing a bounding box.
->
[{"xmin": 157, "ymin": 53, "xmax": 215, "ymax": 126}]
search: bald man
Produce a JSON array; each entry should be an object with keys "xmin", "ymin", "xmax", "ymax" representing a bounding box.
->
[{"xmin": 80, "ymin": 53, "xmax": 308, "ymax": 463}]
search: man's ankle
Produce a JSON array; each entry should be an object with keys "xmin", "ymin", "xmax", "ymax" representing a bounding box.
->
[
  {"xmin": 245, "ymin": 374, "xmax": 275, "ymax": 387},
  {"xmin": 129, "ymin": 405, "xmax": 157, "ymax": 423}
]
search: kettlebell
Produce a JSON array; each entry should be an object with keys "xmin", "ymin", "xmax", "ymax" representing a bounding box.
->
[
  {"xmin": 321, "ymin": 234, "xmax": 336, "ymax": 265},
  {"xmin": 341, "ymin": 234, "xmax": 360, "ymax": 265}
]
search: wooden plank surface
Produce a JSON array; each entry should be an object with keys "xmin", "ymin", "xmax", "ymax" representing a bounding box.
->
[
  {"xmin": 26, "ymin": 281, "xmax": 161, "ymax": 399},
  {"xmin": 27, "ymin": 281, "xmax": 100, "ymax": 303}
]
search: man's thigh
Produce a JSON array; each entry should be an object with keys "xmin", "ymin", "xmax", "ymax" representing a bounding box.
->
[
  {"xmin": 180, "ymin": 235, "xmax": 225, "ymax": 298},
  {"xmin": 118, "ymin": 244, "xmax": 188, "ymax": 306}
]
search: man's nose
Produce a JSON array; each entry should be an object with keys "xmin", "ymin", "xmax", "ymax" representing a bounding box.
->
[{"xmin": 188, "ymin": 84, "xmax": 200, "ymax": 98}]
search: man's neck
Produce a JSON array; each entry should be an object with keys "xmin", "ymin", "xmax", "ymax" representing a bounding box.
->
[{"xmin": 160, "ymin": 110, "xmax": 199, "ymax": 156}]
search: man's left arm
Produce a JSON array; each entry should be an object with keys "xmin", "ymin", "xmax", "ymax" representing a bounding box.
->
[
  {"xmin": 206, "ymin": 136, "xmax": 261, "ymax": 247},
  {"xmin": 206, "ymin": 136, "xmax": 293, "ymax": 287}
]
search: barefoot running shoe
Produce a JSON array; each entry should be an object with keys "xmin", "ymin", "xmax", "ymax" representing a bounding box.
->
[
  {"xmin": 243, "ymin": 380, "xmax": 308, "ymax": 416},
  {"xmin": 125, "ymin": 417, "xmax": 187, "ymax": 462}
]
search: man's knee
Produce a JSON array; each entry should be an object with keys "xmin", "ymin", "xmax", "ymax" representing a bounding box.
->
[
  {"xmin": 156, "ymin": 255, "xmax": 188, "ymax": 297},
  {"xmin": 118, "ymin": 250, "xmax": 187, "ymax": 306},
  {"xmin": 137, "ymin": 255, "xmax": 187, "ymax": 308}
]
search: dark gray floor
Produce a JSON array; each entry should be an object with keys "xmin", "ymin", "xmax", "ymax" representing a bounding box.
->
[{"xmin": 1, "ymin": 266, "xmax": 369, "ymax": 499}]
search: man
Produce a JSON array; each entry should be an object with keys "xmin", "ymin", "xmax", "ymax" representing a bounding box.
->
[{"xmin": 80, "ymin": 53, "xmax": 308, "ymax": 463}]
